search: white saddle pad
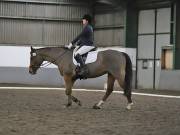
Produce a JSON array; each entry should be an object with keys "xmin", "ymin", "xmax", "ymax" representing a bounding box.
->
[{"xmin": 73, "ymin": 50, "xmax": 98, "ymax": 66}]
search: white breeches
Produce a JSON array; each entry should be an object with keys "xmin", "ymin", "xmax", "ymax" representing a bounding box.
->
[{"xmin": 74, "ymin": 46, "xmax": 95, "ymax": 56}]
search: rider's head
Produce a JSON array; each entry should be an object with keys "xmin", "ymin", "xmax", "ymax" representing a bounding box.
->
[{"xmin": 82, "ymin": 14, "xmax": 92, "ymax": 25}]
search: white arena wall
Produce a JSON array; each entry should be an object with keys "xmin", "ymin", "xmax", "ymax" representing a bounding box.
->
[{"xmin": 0, "ymin": 46, "xmax": 136, "ymax": 89}]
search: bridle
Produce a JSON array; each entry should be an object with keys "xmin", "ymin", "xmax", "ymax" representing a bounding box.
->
[{"xmin": 30, "ymin": 49, "xmax": 69, "ymax": 69}]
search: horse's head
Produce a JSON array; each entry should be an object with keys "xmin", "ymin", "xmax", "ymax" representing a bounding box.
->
[{"xmin": 29, "ymin": 47, "xmax": 44, "ymax": 75}]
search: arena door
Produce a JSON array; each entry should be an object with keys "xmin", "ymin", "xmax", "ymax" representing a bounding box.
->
[{"xmin": 137, "ymin": 8, "xmax": 171, "ymax": 89}]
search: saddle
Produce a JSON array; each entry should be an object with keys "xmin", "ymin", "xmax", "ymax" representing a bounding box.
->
[
  {"xmin": 73, "ymin": 47, "xmax": 97, "ymax": 80},
  {"xmin": 73, "ymin": 47, "xmax": 97, "ymax": 66},
  {"xmin": 81, "ymin": 47, "xmax": 97, "ymax": 62}
]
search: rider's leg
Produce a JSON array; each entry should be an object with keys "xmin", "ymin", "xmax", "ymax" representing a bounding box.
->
[
  {"xmin": 74, "ymin": 53, "xmax": 85, "ymax": 67},
  {"xmin": 74, "ymin": 46, "xmax": 95, "ymax": 77},
  {"xmin": 74, "ymin": 46, "xmax": 95, "ymax": 56},
  {"xmin": 74, "ymin": 53, "xmax": 88, "ymax": 78}
]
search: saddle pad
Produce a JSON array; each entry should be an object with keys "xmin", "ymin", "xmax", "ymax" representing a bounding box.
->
[{"xmin": 73, "ymin": 50, "xmax": 98, "ymax": 66}]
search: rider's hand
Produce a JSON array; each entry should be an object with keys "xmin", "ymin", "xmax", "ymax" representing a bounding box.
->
[{"xmin": 65, "ymin": 43, "xmax": 73, "ymax": 49}]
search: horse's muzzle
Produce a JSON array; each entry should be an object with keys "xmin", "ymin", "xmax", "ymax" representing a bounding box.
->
[{"xmin": 29, "ymin": 66, "xmax": 36, "ymax": 75}]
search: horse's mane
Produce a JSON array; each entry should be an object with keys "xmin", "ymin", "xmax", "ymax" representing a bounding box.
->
[
  {"xmin": 35, "ymin": 46, "xmax": 72, "ymax": 52},
  {"xmin": 34, "ymin": 47, "xmax": 73, "ymax": 59}
]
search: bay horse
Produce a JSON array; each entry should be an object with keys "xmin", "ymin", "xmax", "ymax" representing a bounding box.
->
[{"xmin": 29, "ymin": 46, "xmax": 133, "ymax": 110}]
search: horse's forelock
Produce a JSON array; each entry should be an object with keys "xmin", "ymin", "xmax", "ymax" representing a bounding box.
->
[{"xmin": 30, "ymin": 48, "xmax": 41, "ymax": 57}]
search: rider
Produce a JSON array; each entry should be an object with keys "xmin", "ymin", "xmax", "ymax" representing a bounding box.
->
[{"xmin": 65, "ymin": 14, "xmax": 95, "ymax": 77}]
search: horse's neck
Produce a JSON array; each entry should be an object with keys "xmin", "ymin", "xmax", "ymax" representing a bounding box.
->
[{"xmin": 39, "ymin": 47, "xmax": 72, "ymax": 65}]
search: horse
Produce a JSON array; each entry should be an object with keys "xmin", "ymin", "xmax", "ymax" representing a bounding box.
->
[{"xmin": 29, "ymin": 46, "xmax": 133, "ymax": 110}]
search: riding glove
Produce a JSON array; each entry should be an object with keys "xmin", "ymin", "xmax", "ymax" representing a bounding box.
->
[{"xmin": 65, "ymin": 43, "xmax": 73, "ymax": 49}]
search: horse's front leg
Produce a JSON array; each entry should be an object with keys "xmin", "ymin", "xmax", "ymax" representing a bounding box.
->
[
  {"xmin": 64, "ymin": 75, "xmax": 73, "ymax": 107},
  {"xmin": 64, "ymin": 74, "xmax": 81, "ymax": 107}
]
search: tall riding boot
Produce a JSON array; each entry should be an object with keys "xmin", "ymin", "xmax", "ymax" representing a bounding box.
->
[{"xmin": 74, "ymin": 54, "xmax": 88, "ymax": 78}]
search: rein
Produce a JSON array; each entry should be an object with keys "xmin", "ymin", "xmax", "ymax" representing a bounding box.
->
[{"xmin": 39, "ymin": 49, "xmax": 69, "ymax": 68}]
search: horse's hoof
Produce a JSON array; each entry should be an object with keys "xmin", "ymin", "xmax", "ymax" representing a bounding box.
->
[
  {"xmin": 63, "ymin": 103, "xmax": 72, "ymax": 108},
  {"xmin": 126, "ymin": 102, "xmax": 134, "ymax": 110},
  {"xmin": 93, "ymin": 104, "xmax": 101, "ymax": 109},
  {"xmin": 78, "ymin": 101, "xmax": 82, "ymax": 106}
]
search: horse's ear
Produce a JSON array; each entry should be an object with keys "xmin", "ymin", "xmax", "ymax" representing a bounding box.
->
[{"xmin": 31, "ymin": 46, "xmax": 35, "ymax": 52}]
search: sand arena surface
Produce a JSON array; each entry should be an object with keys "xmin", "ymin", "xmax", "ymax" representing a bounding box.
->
[{"xmin": 0, "ymin": 88, "xmax": 180, "ymax": 135}]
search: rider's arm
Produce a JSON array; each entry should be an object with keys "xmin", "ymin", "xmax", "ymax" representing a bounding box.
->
[{"xmin": 71, "ymin": 26, "xmax": 88, "ymax": 45}]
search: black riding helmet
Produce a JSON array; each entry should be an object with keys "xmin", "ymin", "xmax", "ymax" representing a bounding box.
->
[{"xmin": 82, "ymin": 14, "xmax": 92, "ymax": 24}]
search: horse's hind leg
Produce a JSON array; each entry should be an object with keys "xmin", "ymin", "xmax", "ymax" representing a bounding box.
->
[
  {"xmin": 117, "ymin": 78, "xmax": 133, "ymax": 110},
  {"xmin": 93, "ymin": 73, "xmax": 115, "ymax": 109}
]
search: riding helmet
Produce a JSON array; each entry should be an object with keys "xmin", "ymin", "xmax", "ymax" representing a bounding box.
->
[{"xmin": 82, "ymin": 14, "xmax": 92, "ymax": 24}]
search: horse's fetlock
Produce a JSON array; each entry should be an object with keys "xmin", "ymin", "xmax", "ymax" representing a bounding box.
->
[{"xmin": 65, "ymin": 91, "xmax": 71, "ymax": 96}]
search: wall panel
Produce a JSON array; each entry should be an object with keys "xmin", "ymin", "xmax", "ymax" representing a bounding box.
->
[
  {"xmin": 95, "ymin": 11, "xmax": 125, "ymax": 27},
  {"xmin": 0, "ymin": 19, "xmax": 43, "ymax": 45},
  {"xmin": 43, "ymin": 21, "xmax": 82, "ymax": 46},
  {"xmin": 94, "ymin": 10, "xmax": 125, "ymax": 47},
  {"xmin": 0, "ymin": 0, "xmax": 90, "ymax": 46},
  {"xmin": 0, "ymin": 2, "xmax": 25, "ymax": 17},
  {"xmin": 94, "ymin": 28, "xmax": 124, "ymax": 46}
]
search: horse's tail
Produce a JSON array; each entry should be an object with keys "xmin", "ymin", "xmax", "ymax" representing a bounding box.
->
[{"xmin": 123, "ymin": 52, "xmax": 132, "ymax": 96}]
